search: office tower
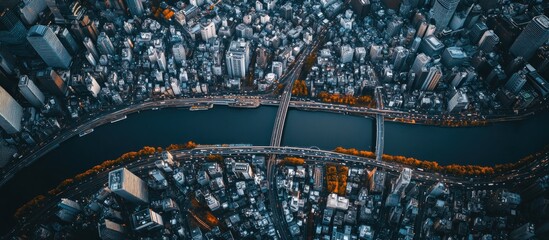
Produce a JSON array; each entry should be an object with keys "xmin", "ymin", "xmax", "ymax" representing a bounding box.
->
[
  {"xmin": 449, "ymin": 10, "xmax": 466, "ymax": 30},
  {"xmin": 97, "ymin": 32, "xmax": 115, "ymax": 55},
  {"xmin": 420, "ymin": 35, "xmax": 444, "ymax": 57},
  {"xmin": 368, "ymin": 168, "xmax": 386, "ymax": 193},
  {"xmin": 226, "ymin": 39, "xmax": 251, "ymax": 79},
  {"xmin": 232, "ymin": 162, "xmax": 254, "ymax": 179},
  {"xmin": 386, "ymin": 18, "xmax": 403, "ymax": 39},
  {"xmin": 281, "ymin": 3, "xmax": 293, "ymax": 20},
  {"xmin": 510, "ymin": 15, "xmax": 549, "ymax": 61},
  {"xmin": 340, "ymin": 45, "xmax": 354, "ymax": 63},
  {"xmin": 416, "ymin": 21, "xmax": 428, "ymax": 39},
  {"xmin": 393, "ymin": 46, "xmax": 409, "ymax": 72},
  {"xmin": 351, "ymin": 0, "xmax": 370, "ymax": 19},
  {"xmin": 255, "ymin": 46, "xmax": 268, "ymax": 69},
  {"xmin": 0, "ymin": 8, "xmax": 28, "ymax": 45},
  {"xmin": 131, "ymin": 209, "xmax": 163, "ymax": 231},
  {"xmin": 478, "ymin": 30, "xmax": 499, "ymax": 53},
  {"xmin": 510, "ymin": 223, "xmax": 535, "ymax": 240},
  {"xmin": 392, "ymin": 168, "xmax": 412, "ymax": 195},
  {"xmin": 200, "ymin": 21, "xmax": 216, "ymax": 41},
  {"xmin": 125, "ymin": 0, "xmax": 144, "ymax": 16},
  {"xmin": 54, "ymin": 27, "xmax": 80, "ymax": 55},
  {"xmin": 450, "ymin": 71, "xmax": 468, "ymax": 87},
  {"xmin": 58, "ymin": 198, "xmax": 81, "ymax": 215},
  {"xmin": 441, "ymin": 47, "xmax": 468, "ymax": 67},
  {"xmin": 448, "ymin": 90, "xmax": 469, "ymax": 112},
  {"xmin": 98, "ymin": 219, "xmax": 125, "ymax": 240},
  {"xmin": 370, "ymin": 44, "xmax": 383, "ymax": 61},
  {"xmin": 18, "ymin": 0, "xmax": 48, "ymax": 25},
  {"xmin": 19, "ymin": 75, "xmax": 45, "ymax": 108},
  {"xmin": 411, "ymin": 53, "xmax": 431, "ymax": 76},
  {"xmin": 430, "ymin": 0, "xmax": 460, "ymax": 30},
  {"xmin": 526, "ymin": 71, "xmax": 549, "ymax": 98},
  {"xmin": 505, "ymin": 72, "xmax": 527, "ymax": 94},
  {"xmin": 0, "ymin": 47, "xmax": 16, "ymax": 75},
  {"xmin": 172, "ymin": 43, "xmax": 186, "ymax": 64},
  {"xmin": 0, "ymin": 86, "xmax": 23, "ymax": 134},
  {"xmin": 427, "ymin": 182, "xmax": 448, "ymax": 198},
  {"xmin": 272, "ymin": 61, "xmax": 283, "ymax": 78},
  {"xmin": 108, "ymin": 168, "xmax": 149, "ymax": 204},
  {"xmin": 27, "ymin": 25, "xmax": 72, "ymax": 69},
  {"xmin": 80, "ymin": 15, "xmax": 99, "ymax": 41},
  {"xmin": 46, "ymin": 0, "xmax": 84, "ymax": 24},
  {"xmin": 86, "ymin": 74, "xmax": 101, "ymax": 98},
  {"xmin": 83, "ymin": 37, "xmax": 99, "ymax": 60},
  {"xmin": 421, "ymin": 65, "xmax": 443, "ymax": 91},
  {"xmin": 36, "ymin": 68, "xmax": 68, "ymax": 96}
]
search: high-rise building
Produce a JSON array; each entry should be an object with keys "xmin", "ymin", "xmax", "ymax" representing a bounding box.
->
[
  {"xmin": 125, "ymin": 0, "xmax": 144, "ymax": 16},
  {"xmin": 478, "ymin": 30, "xmax": 499, "ymax": 53},
  {"xmin": 27, "ymin": 25, "xmax": 72, "ymax": 69},
  {"xmin": 441, "ymin": 47, "xmax": 468, "ymax": 67},
  {"xmin": 19, "ymin": 75, "xmax": 45, "ymax": 108},
  {"xmin": 226, "ymin": 39, "xmax": 251, "ymax": 79},
  {"xmin": 411, "ymin": 53, "xmax": 431, "ymax": 76},
  {"xmin": 36, "ymin": 68, "xmax": 68, "ymax": 96},
  {"xmin": 46, "ymin": 0, "xmax": 84, "ymax": 24},
  {"xmin": 427, "ymin": 182, "xmax": 448, "ymax": 198},
  {"xmin": 340, "ymin": 45, "xmax": 354, "ymax": 63},
  {"xmin": 172, "ymin": 43, "xmax": 185, "ymax": 64},
  {"xmin": 272, "ymin": 61, "xmax": 283, "ymax": 78},
  {"xmin": 108, "ymin": 168, "xmax": 149, "ymax": 204},
  {"xmin": 98, "ymin": 219, "xmax": 126, "ymax": 240},
  {"xmin": 131, "ymin": 209, "xmax": 163, "ymax": 231},
  {"xmin": 17, "ymin": 0, "xmax": 48, "ymax": 25},
  {"xmin": 505, "ymin": 72, "xmax": 527, "ymax": 94},
  {"xmin": 510, "ymin": 15, "xmax": 549, "ymax": 60},
  {"xmin": 393, "ymin": 46, "xmax": 409, "ymax": 72},
  {"xmin": 421, "ymin": 65, "xmax": 443, "ymax": 91},
  {"xmin": 448, "ymin": 90, "xmax": 469, "ymax": 112},
  {"xmin": 510, "ymin": 223, "xmax": 535, "ymax": 240},
  {"xmin": 351, "ymin": 0, "xmax": 370, "ymax": 19},
  {"xmin": 430, "ymin": 0, "xmax": 460, "ymax": 30},
  {"xmin": 97, "ymin": 32, "xmax": 115, "ymax": 55},
  {"xmin": 526, "ymin": 71, "xmax": 549, "ymax": 98},
  {"xmin": 0, "ymin": 86, "xmax": 23, "ymax": 134},
  {"xmin": 392, "ymin": 168, "xmax": 412, "ymax": 195},
  {"xmin": 420, "ymin": 35, "xmax": 445, "ymax": 57},
  {"xmin": 200, "ymin": 21, "xmax": 216, "ymax": 41},
  {"xmin": 469, "ymin": 22, "xmax": 488, "ymax": 44},
  {"xmin": 84, "ymin": 37, "xmax": 99, "ymax": 60},
  {"xmin": 54, "ymin": 27, "xmax": 80, "ymax": 55},
  {"xmin": 232, "ymin": 162, "xmax": 254, "ymax": 179},
  {"xmin": 0, "ymin": 8, "xmax": 28, "ymax": 45}
]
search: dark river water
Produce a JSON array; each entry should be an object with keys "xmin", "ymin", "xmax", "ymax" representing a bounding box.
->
[{"xmin": 1, "ymin": 106, "xmax": 548, "ymax": 234}]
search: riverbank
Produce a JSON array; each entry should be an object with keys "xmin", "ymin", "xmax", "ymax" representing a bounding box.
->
[{"xmin": 334, "ymin": 145, "xmax": 549, "ymax": 176}]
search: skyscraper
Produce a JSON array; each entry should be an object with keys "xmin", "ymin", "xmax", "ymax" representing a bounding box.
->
[
  {"xmin": 172, "ymin": 43, "xmax": 186, "ymax": 64},
  {"xmin": 97, "ymin": 32, "xmax": 115, "ymax": 55},
  {"xmin": 0, "ymin": 8, "xmax": 28, "ymax": 45},
  {"xmin": 200, "ymin": 21, "xmax": 216, "ymax": 41},
  {"xmin": 36, "ymin": 68, "xmax": 68, "ymax": 96},
  {"xmin": 54, "ymin": 27, "xmax": 80, "ymax": 55},
  {"xmin": 430, "ymin": 0, "xmax": 460, "ymax": 30},
  {"xmin": 27, "ymin": 25, "xmax": 72, "ymax": 69},
  {"xmin": 125, "ymin": 0, "xmax": 144, "ymax": 16},
  {"xmin": 18, "ymin": 0, "xmax": 48, "ymax": 25},
  {"xmin": 19, "ymin": 75, "xmax": 45, "ymax": 108},
  {"xmin": 478, "ymin": 30, "xmax": 499, "ymax": 53},
  {"xmin": 109, "ymin": 168, "xmax": 149, "ymax": 204},
  {"xmin": 505, "ymin": 71, "xmax": 527, "ymax": 94},
  {"xmin": 421, "ymin": 65, "xmax": 443, "ymax": 91},
  {"xmin": 0, "ymin": 86, "xmax": 23, "ymax": 134},
  {"xmin": 510, "ymin": 15, "xmax": 549, "ymax": 61},
  {"xmin": 232, "ymin": 162, "xmax": 254, "ymax": 179},
  {"xmin": 392, "ymin": 168, "xmax": 412, "ymax": 195},
  {"xmin": 226, "ymin": 39, "xmax": 251, "ymax": 79},
  {"xmin": 448, "ymin": 90, "xmax": 469, "ymax": 112},
  {"xmin": 46, "ymin": 0, "xmax": 84, "ymax": 24}
]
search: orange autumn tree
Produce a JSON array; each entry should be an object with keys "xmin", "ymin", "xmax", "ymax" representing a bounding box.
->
[{"xmin": 292, "ymin": 80, "xmax": 309, "ymax": 96}]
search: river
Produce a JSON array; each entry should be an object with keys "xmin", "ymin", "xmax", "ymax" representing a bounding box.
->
[{"xmin": 0, "ymin": 106, "xmax": 548, "ymax": 234}]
